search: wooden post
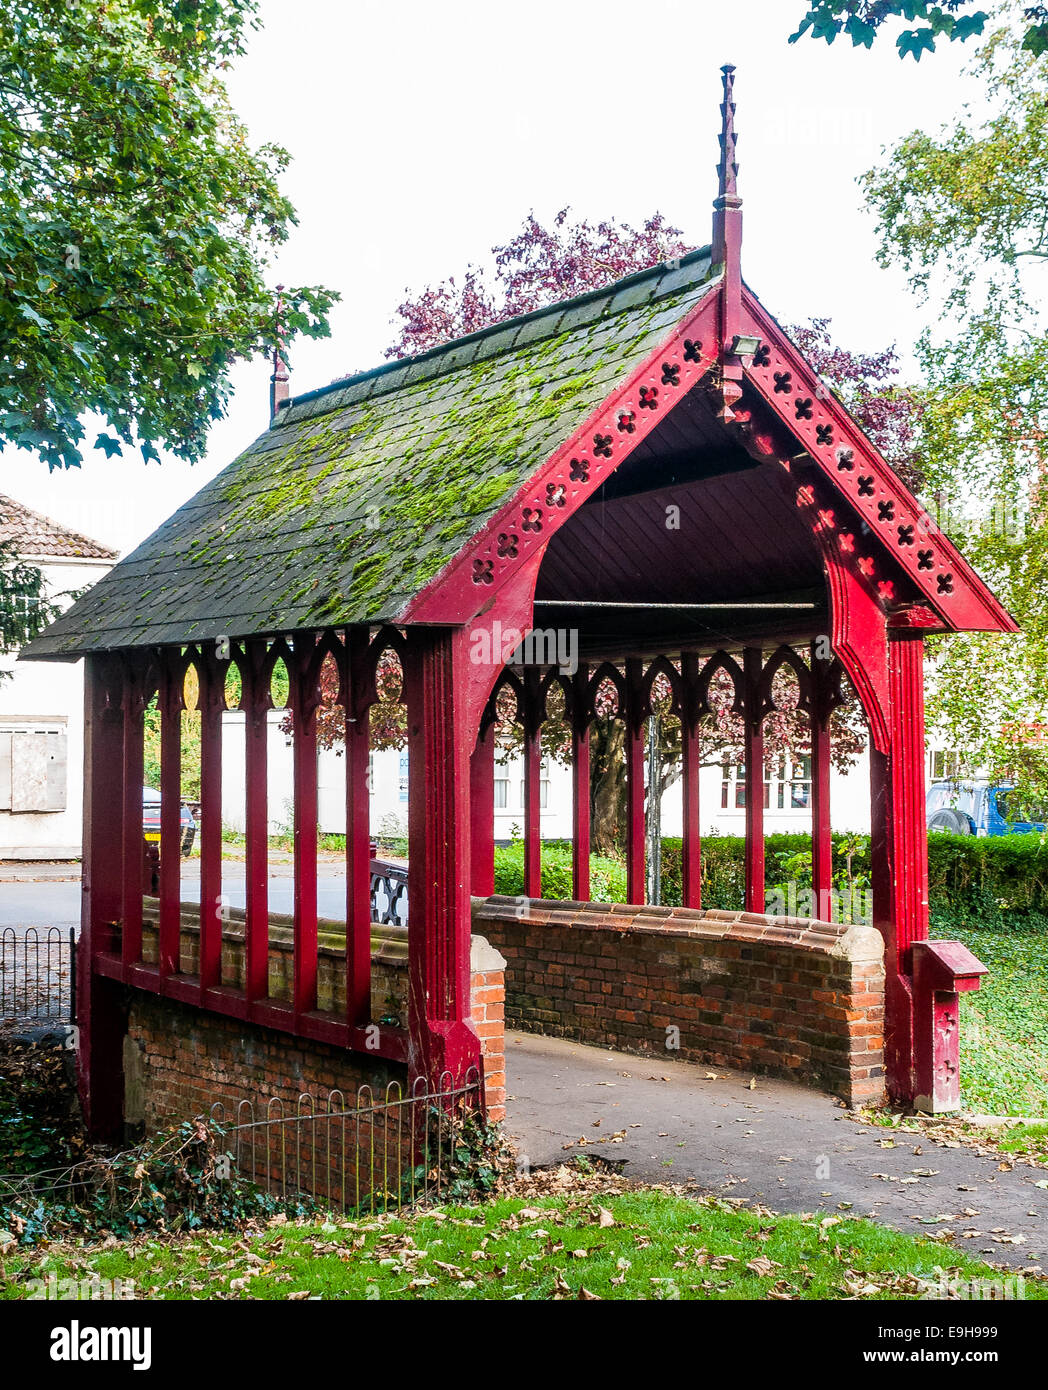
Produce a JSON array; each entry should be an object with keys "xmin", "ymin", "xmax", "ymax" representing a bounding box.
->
[
  {"xmin": 198, "ymin": 649, "xmax": 224, "ymax": 995},
  {"xmin": 470, "ymin": 717, "xmax": 496, "ymax": 898},
  {"xmin": 522, "ymin": 667, "xmax": 543, "ymax": 899},
  {"xmin": 292, "ymin": 641, "xmax": 319, "ymax": 1018},
  {"xmin": 625, "ymin": 658, "xmax": 646, "ymax": 904},
  {"xmin": 571, "ymin": 664, "xmax": 591, "ymax": 901},
  {"xmin": 681, "ymin": 653, "xmax": 702, "ymax": 910},
  {"xmin": 242, "ymin": 640, "xmax": 270, "ymax": 1003},
  {"xmin": 871, "ymin": 628, "xmax": 929, "ymax": 1102},
  {"xmin": 743, "ymin": 646, "xmax": 765, "ymax": 913},
  {"xmin": 404, "ymin": 627, "xmax": 482, "ymax": 1086},
  {"xmin": 79, "ymin": 656, "xmax": 129, "ymax": 1141},
  {"xmin": 121, "ymin": 655, "xmax": 147, "ymax": 965},
  {"xmin": 344, "ymin": 629, "xmax": 373, "ymax": 1028},
  {"xmin": 810, "ymin": 643, "xmax": 833, "ymax": 922},
  {"xmin": 157, "ymin": 655, "xmax": 183, "ymax": 978}
]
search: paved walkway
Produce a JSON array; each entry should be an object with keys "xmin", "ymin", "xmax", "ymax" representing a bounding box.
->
[{"xmin": 504, "ymin": 1031, "xmax": 1047, "ymax": 1272}]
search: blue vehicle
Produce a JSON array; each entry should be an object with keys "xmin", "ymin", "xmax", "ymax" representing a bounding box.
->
[{"xmin": 926, "ymin": 780, "xmax": 1047, "ymax": 837}]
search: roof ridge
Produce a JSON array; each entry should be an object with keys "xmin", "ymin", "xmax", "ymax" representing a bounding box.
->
[
  {"xmin": 0, "ymin": 493, "xmax": 118, "ymax": 561},
  {"xmin": 278, "ymin": 245, "xmax": 714, "ymax": 426}
]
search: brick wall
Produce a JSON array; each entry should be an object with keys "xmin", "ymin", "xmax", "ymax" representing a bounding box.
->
[
  {"xmin": 128, "ymin": 903, "xmax": 507, "ymax": 1125},
  {"xmin": 472, "ymin": 896, "xmax": 885, "ymax": 1106}
]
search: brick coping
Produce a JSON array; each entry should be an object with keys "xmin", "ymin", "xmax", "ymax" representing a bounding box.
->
[{"xmin": 472, "ymin": 895, "xmax": 884, "ymax": 964}]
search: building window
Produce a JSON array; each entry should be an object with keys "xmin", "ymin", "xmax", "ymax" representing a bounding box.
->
[
  {"xmin": 929, "ymin": 750, "xmax": 962, "ymax": 781},
  {"xmin": 0, "ymin": 721, "xmax": 68, "ymax": 812},
  {"xmin": 493, "ymin": 778, "xmax": 509, "ymax": 809},
  {"xmin": 720, "ymin": 760, "xmax": 770, "ymax": 810},
  {"xmin": 721, "ymin": 757, "xmax": 810, "ymax": 811}
]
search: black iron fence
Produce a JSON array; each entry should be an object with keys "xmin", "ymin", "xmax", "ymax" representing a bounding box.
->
[
  {"xmin": 209, "ymin": 1068, "xmax": 481, "ymax": 1213},
  {"xmin": 0, "ymin": 927, "xmax": 76, "ymax": 1027}
]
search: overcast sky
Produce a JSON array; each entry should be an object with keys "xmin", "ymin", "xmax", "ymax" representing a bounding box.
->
[{"xmin": 10, "ymin": 0, "xmax": 983, "ymax": 556}]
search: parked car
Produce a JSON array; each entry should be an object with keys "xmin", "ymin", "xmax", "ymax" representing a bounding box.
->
[
  {"xmin": 926, "ymin": 779, "xmax": 1047, "ymax": 837},
  {"xmin": 143, "ymin": 786, "xmax": 197, "ymax": 856}
]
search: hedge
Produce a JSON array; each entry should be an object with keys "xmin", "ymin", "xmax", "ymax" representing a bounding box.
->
[{"xmin": 491, "ymin": 833, "xmax": 1048, "ymax": 927}]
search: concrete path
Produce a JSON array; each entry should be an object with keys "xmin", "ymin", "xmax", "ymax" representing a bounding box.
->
[{"xmin": 504, "ymin": 1031, "xmax": 1047, "ymax": 1272}]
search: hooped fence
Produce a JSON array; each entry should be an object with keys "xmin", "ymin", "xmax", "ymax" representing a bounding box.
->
[
  {"xmin": 209, "ymin": 1069, "xmax": 483, "ymax": 1214},
  {"xmin": 0, "ymin": 927, "xmax": 76, "ymax": 1027}
]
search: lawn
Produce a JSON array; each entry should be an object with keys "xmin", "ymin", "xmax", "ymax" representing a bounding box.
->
[
  {"xmin": 2, "ymin": 1183, "xmax": 1042, "ymax": 1301},
  {"xmin": 941, "ymin": 924, "xmax": 1048, "ymax": 1117}
]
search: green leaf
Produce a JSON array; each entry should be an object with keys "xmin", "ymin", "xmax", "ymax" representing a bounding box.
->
[
  {"xmin": 17, "ymin": 304, "xmax": 51, "ymax": 330},
  {"xmin": 896, "ymin": 27, "xmax": 937, "ymax": 60},
  {"xmin": 1022, "ymin": 22, "xmax": 1048, "ymax": 56},
  {"xmin": 93, "ymin": 433, "xmax": 123, "ymax": 458}
]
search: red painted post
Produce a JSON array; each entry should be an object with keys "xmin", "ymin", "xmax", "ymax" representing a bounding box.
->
[
  {"xmin": 522, "ymin": 668, "xmax": 542, "ymax": 900},
  {"xmin": 470, "ymin": 718, "xmax": 496, "ymax": 898},
  {"xmin": 912, "ymin": 940, "xmax": 987, "ymax": 1112},
  {"xmin": 121, "ymin": 656, "xmax": 147, "ymax": 965},
  {"xmin": 571, "ymin": 665, "xmax": 591, "ymax": 901},
  {"xmin": 242, "ymin": 641, "xmax": 270, "ymax": 1003},
  {"xmin": 344, "ymin": 629, "xmax": 373, "ymax": 1028},
  {"xmin": 871, "ymin": 628, "xmax": 930, "ymax": 1102},
  {"xmin": 79, "ymin": 656, "xmax": 129, "ymax": 1141},
  {"xmin": 292, "ymin": 641, "xmax": 319, "ymax": 1017},
  {"xmin": 743, "ymin": 647, "xmax": 765, "ymax": 913},
  {"xmin": 158, "ymin": 656, "xmax": 183, "ymax": 977},
  {"xmin": 404, "ymin": 627, "xmax": 483, "ymax": 1087},
  {"xmin": 625, "ymin": 658, "xmax": 646, "ymax": 904},
  {"xmin": 681, "ymin": 653, "xmax": 702, "ymax": 910},
  {"xmin": 198, "ymin": 650, "xmax": 224, "ymax": 993},
  {"xmin": 810, "ymin": 643, "xmax": 833, "ymax": 922}
]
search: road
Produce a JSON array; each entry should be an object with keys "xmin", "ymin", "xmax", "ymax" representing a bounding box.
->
[{"xmin": 0, "ymin": 867, "xmax": 352, "ymax": 931}]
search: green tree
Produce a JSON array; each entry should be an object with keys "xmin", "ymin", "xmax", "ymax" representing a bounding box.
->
[
  {"xmin": 0, "ymin": 0, "xmax": 337, "ymax": 654},
  {"xmin": 1, "ymin": 0, "xmax": 336, "ymax": 470},
  {"xmin": 858, "ymin": 20, "xmax": 1048, "ymax": 802},
  {"xmin": 789, "ymin": 2, "xmax": 1048, "ymax": 59}
]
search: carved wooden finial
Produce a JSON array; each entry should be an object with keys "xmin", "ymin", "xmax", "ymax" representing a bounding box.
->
[{"xmin": 717, "ymin": 63, "xmax": 739, "ymax": 204}]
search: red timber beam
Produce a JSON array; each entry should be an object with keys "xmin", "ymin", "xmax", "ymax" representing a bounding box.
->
[
  {"xmin": 470, "ymin": 709, "xmax": 497, "ymax": 899},
  {"xmin": 120, "ymin": 652, "xmax": 151, "ymax": 969},
  {"xmin": 404, "ymin": 626, "xmax": 483, "ymax": 1087},
  {"xmin": 870, "ymin": 614, "xmax": 935, "ymax": 1102},
  {"xmin": 290, "ymin": 634, "xmax": 321, "ymax": 1019},
  {"xmin": 742, "ymin": 646, "xmax": 765, "ymax": 913},
  {"xmin": 809, "ymin": 643, "xmax": 838, "ymax": 922},
  {"xmin": 157, "ymin": 650, "xmax": 186, "ymax": 978},
  {"xmin": 343, "ymin": 627, "xmax": 378, "ymax": 1027},
  {"xmin": 238, "ymin": 639, "xmax": 272, "ymax": 1004},
  {"xmin": 624, "ymin": 659, "xmax": 646, "ymax": 905},
  {"xmin": 571, "ymin": 663, "xmax": 591, "ymax": 901},
  {"xmin": 79, "ymin": 655, "xmax": 129, "ymax": 1141},
  {"xmin": 197, "ymin": 645, "xmax": 226, "ymax": 994},
  {"xmin": 521, "ymin": 666, "xmax": 544, "ymax": 899},
  {"xmin": 680, "ymin": 653, "xmax": 703, "ymax": 910}
]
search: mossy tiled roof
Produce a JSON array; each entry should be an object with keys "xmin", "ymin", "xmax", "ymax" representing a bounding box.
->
[{"xmin": 25, "ymin": 248, "xmax": 714, "ymax": 657}]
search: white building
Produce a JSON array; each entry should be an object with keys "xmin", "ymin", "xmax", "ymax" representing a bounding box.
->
[
  {"xmin": 219, "ymin": 718, "xmax": 877, "ymax": 841},
  {"xmin": 0, "ymin": 496, "xmax": 117, "ymax": 859}
]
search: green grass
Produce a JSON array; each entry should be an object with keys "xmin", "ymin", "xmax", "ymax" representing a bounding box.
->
[
  {"xmin": 998, "ymin": 1122, "xmax": 1048, "ymax": 1162},
  {"xmin": 2, "ymin": 1187, "xmax": 1042, "ymax": 1301},
  {"xmin": 939, "ymin": 924, "xmax": 1048, "ymax": 1117}
]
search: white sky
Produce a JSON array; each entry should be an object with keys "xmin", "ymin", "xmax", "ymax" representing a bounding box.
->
[{"xmin": 8, "ymin": 0, "xmax": 984, "ymax": 556}]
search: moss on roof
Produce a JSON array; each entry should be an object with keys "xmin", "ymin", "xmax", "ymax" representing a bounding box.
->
[{"xmin": 25, "ymin": 249, "xmax": 714, "ymax": 657}]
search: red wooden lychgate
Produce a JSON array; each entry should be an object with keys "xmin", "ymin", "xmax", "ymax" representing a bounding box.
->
[{"xmin": 55, "ymin": 68, "xmax": 1015, "ymax": 1139}]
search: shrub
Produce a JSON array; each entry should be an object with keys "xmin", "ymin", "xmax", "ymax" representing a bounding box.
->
[{"xmin": 492, "ymin": 832, "xmax": 1048, "ymax": 928}]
